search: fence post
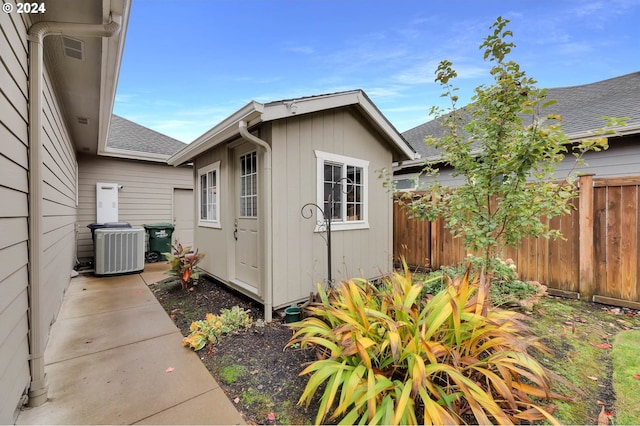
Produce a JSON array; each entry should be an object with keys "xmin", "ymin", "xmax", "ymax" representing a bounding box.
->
[{"xmin": 578, "ymin": 174, "xmax": 595, "ymax": 300}]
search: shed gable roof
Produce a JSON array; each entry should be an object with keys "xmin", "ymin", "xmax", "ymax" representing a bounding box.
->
[
  {"xmin": 168, "ymin": 90, "xmax": 417, "ymax": 166},
  {"xmin": 103, "ymin": 115, "xmax": 187, "ymax": 162},
  {"xmin": 403, "ymin": 71, "xmax": 640, "ymax": 162}
]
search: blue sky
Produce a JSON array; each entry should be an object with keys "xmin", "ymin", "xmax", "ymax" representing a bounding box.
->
[{"xmin": 113, "ymin": 0, "xmax": 640, "ymax": 143}]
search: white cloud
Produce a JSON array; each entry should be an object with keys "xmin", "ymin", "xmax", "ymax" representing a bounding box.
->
[{"xmin": 283, "ymin": 44, "xmax": 315, "ymax": 55}]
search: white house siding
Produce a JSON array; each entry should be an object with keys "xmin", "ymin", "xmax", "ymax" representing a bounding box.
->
[
  {"xmin": 76, "ymin": 154, "xmax": 193, "ymax": 260},
  {"xmin": 40, "ymin": 68, "xmax": 79, "ymax": 337},
  {"xmin": 271, "ymin": 108, "xmax": 395, "ymax": 308},
  {"xmin": 0, "ymin": 10, "xmax": 31, "ymax": 423}
]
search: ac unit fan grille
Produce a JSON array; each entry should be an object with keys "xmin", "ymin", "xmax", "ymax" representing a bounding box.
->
[{"xmin": 94, "ymin": 228, "xmax": 145, "ymax": 275}]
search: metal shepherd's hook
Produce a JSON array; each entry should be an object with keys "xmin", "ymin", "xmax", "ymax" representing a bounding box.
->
[{"xmin": 300, "ymin": 177, "xmax": 353, "ymax": 289}]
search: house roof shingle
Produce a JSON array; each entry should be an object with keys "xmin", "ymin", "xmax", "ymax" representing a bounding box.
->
[
  {"xmin": 107, "ymin": 115, "xmax": 186, "ymax": 156},
  {"xmin": 402, "ymin": 71, "xmax": 640, "ymax": 160}
]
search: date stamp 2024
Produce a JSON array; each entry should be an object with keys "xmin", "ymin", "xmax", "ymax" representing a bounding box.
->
[{"xmin": 3, "ymin": 2, "xmax": 46, "ymax": 14}]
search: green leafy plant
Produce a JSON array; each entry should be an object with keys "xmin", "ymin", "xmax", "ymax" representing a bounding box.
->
[
  {"xmin": 402, "ymin": 17, "xmax": 624, "ymax": 272},
  {"xmin": 164, "ymin": 240, "xmax": 206, "ymax": 289},
  {"xmin": 182, "ymin": 306, "xmax": 253, "ymax": 351},
  {"xmin": 417, "ymin": 255, "xmax": 544, "ymax": 309},
  {"xmin": 287, "ymin": 266, "xmax": 568, "ymax": 425}
]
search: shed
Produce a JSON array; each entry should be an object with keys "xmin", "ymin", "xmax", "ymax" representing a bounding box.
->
[{"xmin": 169, "ymin": 90, "xmax": 416, "ymax": 320}]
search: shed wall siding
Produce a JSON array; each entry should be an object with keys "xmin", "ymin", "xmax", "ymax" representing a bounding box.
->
[
  {"xmin": 77, "ymin": 154, "xmax": 193, "ymax": 259},
  {"xmin": 271, "ymin": 108, "xmax": 394, "ymax": 308},
  {"xmin": 0, "ymin": 9, "xmax": 31, "ymax": 423},
  {"xmin": 192, "ymin": 147, "xmax": 232, "ymax": 282}
]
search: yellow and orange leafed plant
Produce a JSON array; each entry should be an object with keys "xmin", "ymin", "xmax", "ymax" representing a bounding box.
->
[{"xmin": 287, "ymin": 264, "xmax": 570, "ymax": 425}]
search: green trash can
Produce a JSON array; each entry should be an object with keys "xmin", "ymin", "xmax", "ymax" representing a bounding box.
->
[{"xmin": 144, "ymin": 223, "xmax": 174, "ymax": 262}]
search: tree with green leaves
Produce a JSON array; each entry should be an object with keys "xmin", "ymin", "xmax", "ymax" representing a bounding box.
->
[{"xmin": 404, "ymin": 16, "xmax": 624, "ymax": 272}]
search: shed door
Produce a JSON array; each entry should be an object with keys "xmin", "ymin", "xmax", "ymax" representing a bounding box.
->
[{"xmin": 234, "ymin": 147, "xmax": 260, "ymax": 291}]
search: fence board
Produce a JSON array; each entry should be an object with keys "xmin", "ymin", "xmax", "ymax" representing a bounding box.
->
[
  {"xmin": 620, "ymin": 186, "xmax": 637, "ymax": 302},
  {"xmin": 606, "ymin": 186, "xmax": 622, "ymax": 299},
  {"xmin": 594, "ymin": 187, "xmax": 608, "ymax": 296}
]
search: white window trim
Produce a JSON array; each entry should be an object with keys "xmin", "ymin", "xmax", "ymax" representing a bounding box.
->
[
  {"xmin": 197, "ymin": 161, "xmax": 221, "ymax": 229},
  {"xmin": 315, "ymin": 150, "xmax": 369, "ymax": 232}
]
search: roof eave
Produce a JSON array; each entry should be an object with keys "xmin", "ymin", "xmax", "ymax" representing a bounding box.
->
[
  {"xmin": 99, "ymin": 147, "xmax": 176, "ymax": 163},
  {"xmin": 168, "ymin": 101, "xmax": 264, "ymax": 166},
  {"xmin": 96, "ymin": 0, "xmax": 131, "ymax": 156},
  {"xmin": 263, "ymin": 90, "xmax": 416, "ymax": 161},
  {"xmin": 395, "ymin": 122, "xmax": 640, "ymax": 170}
]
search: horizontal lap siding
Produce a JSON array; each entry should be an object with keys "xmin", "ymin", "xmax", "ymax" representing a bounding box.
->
[
  {"xmin": 77, "ymin": 154, "xmax": 193, "ymax": 259},
  {"xmin": 272, "ymin": 108, "xmax": 394, "ymax": 308},
  {"xmin": 39, "ymin": 68, "xmax": 77, "ymax": 351},
  {"xmin": 0, "ymin": 8, "xmax": 30, "ymax": 424}
]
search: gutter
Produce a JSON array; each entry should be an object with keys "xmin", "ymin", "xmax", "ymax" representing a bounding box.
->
[
  {"xmin": 238, "ymin": 120, "xmax": 273, "ymax": 323},
  {"xmin": 26, "ymin": 13, "xmax": 122, "ymax": 407}
]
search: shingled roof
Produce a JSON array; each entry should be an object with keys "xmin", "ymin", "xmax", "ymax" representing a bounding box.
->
[
  {"xmin": 107, "ymin": 115, "xmax": 186, "ymax": 157},
  {"xmin": 402, "ymin": 71, "xmax": 640, "ymax": 161}
]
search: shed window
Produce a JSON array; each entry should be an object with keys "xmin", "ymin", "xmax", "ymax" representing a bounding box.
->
[
  {"xmin": 198, "ymin": 161, "xmax": 221, "ymax": 228},
  {"xmin": 315, "ymin": 151, "xmax": 369, "ymax": 231}
]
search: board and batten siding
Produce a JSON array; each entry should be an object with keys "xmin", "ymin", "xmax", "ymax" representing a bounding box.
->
[
  {"xmin": 271, "ymin": 107, "xmax": 395, "ymax": 308},
  {"xmin": 76, "ymin": 154, "xmax": 193, "ymax": 259},
  {"xmin": 192, "ymin": 146, "xmax": 233, "ymax": 284},
  {"xmin": 0, "ymin": 9, "xmax": 31, "ymax": 423}
]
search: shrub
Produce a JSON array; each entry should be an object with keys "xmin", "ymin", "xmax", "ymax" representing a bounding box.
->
[
  {"xmin": 183, "ymin": 306, "xmax": 253, "ymax": 351},
  {"xmin": 417, "ymin": 255, "xmax": 544, "ymax": 309},
  {"xmin": 164, "ymin": 241, "xmax": 205, "ymax": 289},
  {"xmin": 287, "ymin": 266, "xmax": 567, "ymax": 425}
]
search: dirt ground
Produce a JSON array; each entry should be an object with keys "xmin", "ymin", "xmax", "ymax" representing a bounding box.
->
[
  {"xmin": 150, "ymin": 275, "xmax": 320, "ymax": 425},
  {"xmin": 150, "ymin": 274, "xmax": 640, "ymax": 425}
]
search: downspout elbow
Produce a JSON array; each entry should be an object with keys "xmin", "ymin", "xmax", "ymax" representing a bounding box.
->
[{"xmin": 28, "ymin": 13, "xmax": 122, "ymax": 42}]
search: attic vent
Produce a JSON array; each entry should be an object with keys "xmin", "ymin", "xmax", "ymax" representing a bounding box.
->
[
  {"xmin": 62, "ymin": 36, "xmax": 85, "ymax": 60},
  {"xmin": 77, "ymin": 117, "xmax": 89, "ymax": 125}
]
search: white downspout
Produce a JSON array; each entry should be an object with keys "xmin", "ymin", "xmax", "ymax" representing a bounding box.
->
[
  {"xmin": 238, "ymin": 120, "xmax": 273, "ymax": 323},
  {"xmin": 26, "ymin": 14, "xmax": 122, "ymax": 407}
]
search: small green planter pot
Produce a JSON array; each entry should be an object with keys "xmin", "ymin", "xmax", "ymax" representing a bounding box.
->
[{"xmin": 284, "ymin": 306, "xmax": 301, "ymax": 323}]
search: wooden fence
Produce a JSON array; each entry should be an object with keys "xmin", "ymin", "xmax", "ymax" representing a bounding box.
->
[{"xmin": 393, "ymin": 175, "xmax": 640, "ymax": 308}]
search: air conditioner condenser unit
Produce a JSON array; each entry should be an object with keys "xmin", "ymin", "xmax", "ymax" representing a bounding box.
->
[{"xmin": 94, "ymin": 227, "xmax": 145, "ymax": 276}]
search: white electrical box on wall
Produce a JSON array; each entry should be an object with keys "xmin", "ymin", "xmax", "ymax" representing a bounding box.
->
[{"xmin": 96, "ymin": 182, "xmax": 119, "ymax": 224}]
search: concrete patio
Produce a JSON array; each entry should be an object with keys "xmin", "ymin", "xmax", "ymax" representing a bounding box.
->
[{"xmin": 17, "ymin": 262, "xmax": 245, "ymax": 425}]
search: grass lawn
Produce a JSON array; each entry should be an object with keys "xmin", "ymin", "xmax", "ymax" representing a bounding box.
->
[
  {"xmin": 612, "ymin": 330, "xmax": 640, "ymax": 425},
  {"xmin": 527, "ymin": 297, "xmax": 640, "ymax": 425}
]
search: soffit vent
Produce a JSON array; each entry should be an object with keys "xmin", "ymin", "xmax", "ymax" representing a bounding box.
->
[{"xmin": 62, "ymin": 36, "xmax": 85, "ymax": 61}]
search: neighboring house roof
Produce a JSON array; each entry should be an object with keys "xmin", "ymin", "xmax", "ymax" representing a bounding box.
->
[
  {"xmin": 402, "ymin": 71, "xmax": 640, "ymax": 164},
  {"xmin": 103, "ymin": 115, "xmax": 187, "ymax": 163},
  {"xmin": 168, "ymin": 90, "xmax": 418, "ymax": 166}
]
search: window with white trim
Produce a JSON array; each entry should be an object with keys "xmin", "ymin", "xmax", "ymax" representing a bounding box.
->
[
  {"xmin": 315, "ymin": 151, "xmax": 369, "ymax": 230},
  {"xmin": 198, "ymin": 161, "xmax": 221, "ymax": 228}
]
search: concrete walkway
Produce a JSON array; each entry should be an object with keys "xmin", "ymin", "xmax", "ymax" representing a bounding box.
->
[{"xmin": 17, "ymin": 263, "xmax": 245, "ymax": 425}]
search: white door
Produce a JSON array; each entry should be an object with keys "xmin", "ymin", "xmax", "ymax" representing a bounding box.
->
[
  {"xmin": 173, "ymin": 188, "xmax": 194, "ymax": 248},
  {"xmin": 234, "ymin": 147, "xmax": 260, "ymax": 291}
]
